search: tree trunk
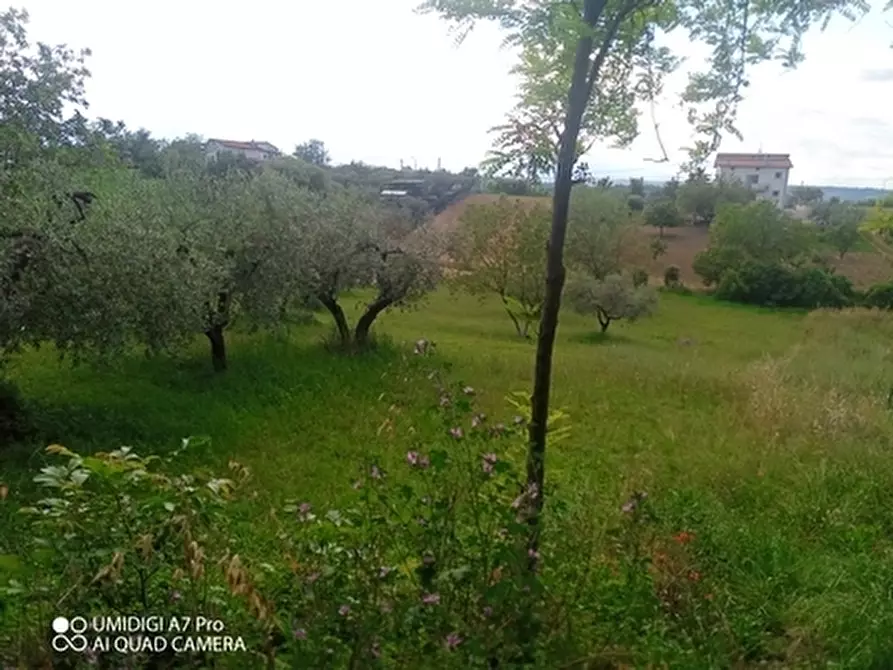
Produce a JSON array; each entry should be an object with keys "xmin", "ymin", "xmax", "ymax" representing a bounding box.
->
[
  {"xmin": 501, "ymin": 297, "xmax": 528, "ymax": 339},
  {"xmin": 525, "ymin": 0, "xmax": 608, "ymax": 573},
  {"xmin": 355, "ymin": 297, "xmax": 392, "ymax": 347},
  {"xmin": 597, "ymin": 309, "xmax": 611, "ymax": 333},
  {"xmin": 319, "ymin": 294, "xmax": 351, "ymax": 346},
  {"xmin": 205, "ymin": 325, "xmax": 227, "ymax": 373}
]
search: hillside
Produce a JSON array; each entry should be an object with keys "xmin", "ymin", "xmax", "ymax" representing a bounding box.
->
[{"xmin": 432, "ymin": 194, "xmax": 893, "ymax": 288}]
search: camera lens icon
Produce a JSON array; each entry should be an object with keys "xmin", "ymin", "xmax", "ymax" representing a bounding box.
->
[{"xmin": 51, "ymin": 616, "xmax": 89, "ymax": 652}]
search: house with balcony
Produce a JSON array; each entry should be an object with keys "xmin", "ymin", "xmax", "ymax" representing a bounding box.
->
[
  {"xmin": 205, "ymin": 138, "xmax": 281, "ymax": 163},
  {"xmin": 714, "ymin": 152, "xmax": 793, "ymax": 208}
]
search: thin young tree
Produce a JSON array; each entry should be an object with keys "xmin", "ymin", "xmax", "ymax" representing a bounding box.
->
[{"xmin": 421, "ymin": 0, "xmax": 870, "ymax": 570}]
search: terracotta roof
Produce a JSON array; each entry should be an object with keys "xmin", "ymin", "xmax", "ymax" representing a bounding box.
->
[
  {"xmin": 207, "ymin": 139, "xmax": 280, "ymax": 154},
  {"xmin": 715, "ymin": 153, "xmax": 792, "ymax": 169}
]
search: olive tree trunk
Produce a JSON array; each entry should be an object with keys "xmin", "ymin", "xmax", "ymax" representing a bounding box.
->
[{"xmin": 205, "ymin": 325, "xmax": 227, "ymax": 373}]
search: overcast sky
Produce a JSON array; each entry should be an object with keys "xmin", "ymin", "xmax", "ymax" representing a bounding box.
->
[{"xmin": 17, "ymin": 0, "xmax": 893, "ymax": 187}]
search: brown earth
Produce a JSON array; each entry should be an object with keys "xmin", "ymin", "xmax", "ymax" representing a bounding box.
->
[{"xmin": 429, "ymin": 194, "xmax": 893, "ymax": 289}]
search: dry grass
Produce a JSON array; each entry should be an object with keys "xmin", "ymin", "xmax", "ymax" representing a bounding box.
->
[{"xmin": 741, "ymin": 353, "xmax": 884, "ymax": 444}]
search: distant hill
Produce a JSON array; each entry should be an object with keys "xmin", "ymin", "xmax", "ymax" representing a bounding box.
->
[{"xmin": 809, "ymin": 186, "xmax": 891, "ymax": 203}]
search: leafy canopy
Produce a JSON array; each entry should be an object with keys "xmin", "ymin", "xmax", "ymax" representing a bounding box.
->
[
  {"xmin": 450, "ymin": 197, "xmax": 551, "ymax": 338},
  {"xmin": 420, "ymin": 0, "xmax": 868, "ymax": 171}
]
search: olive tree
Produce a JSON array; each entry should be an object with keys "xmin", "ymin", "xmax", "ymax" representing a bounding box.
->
[
  {"xmin": 567, "ymin": 273, "xmax": 657, "ymax": 333},
  {"xmin": 566, "ymin": 188, "xmax": 641, "ymax": 280},
  {"xmin": 299, "ymin": 189, "xmax": 440, "ymax": 349},
  {"xmin": 644, "ymin": 198, "xmax": 683, "ymax": 237},
  {"xmin": 450, "ymin": 197, "xmax": 550, "ymax": 338}
]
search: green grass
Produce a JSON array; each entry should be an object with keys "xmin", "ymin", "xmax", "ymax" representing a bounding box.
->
[{"xmin": 4, "ymin": 290, "xmax": 893, "ymax": 666}]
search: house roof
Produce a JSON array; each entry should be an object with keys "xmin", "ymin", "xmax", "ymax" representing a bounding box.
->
[
  {"xmin": 715, "ymin": 153, "xmax": 792, "ymax": 169},
  {"xmin": 207, "ymin": 139, "xmax": 281, "ymax": 154}
]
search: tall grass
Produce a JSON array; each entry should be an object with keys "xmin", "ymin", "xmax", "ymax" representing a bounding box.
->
[{"xmin": 3, "ymin": 291, "xmax": 893, "ymax": 666}]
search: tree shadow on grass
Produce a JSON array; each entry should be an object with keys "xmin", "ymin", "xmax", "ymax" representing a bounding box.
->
[
  {"xmin": 568, "ymin": 330, "xmax": 634, "ymax": 346},
  {"xmin": 2, "ymin": 335, "xmax": 406, "ymax": 476}
]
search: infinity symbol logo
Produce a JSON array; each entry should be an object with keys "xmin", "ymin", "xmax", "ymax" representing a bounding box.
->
[{"xmin": 51, "ymin": 634, "xmax": 89, "ymax": 652}]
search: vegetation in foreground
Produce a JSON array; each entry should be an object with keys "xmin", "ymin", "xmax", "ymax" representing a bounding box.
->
[{"xmin": 4, "ymin": 291, "xmax": 893, "ymax": 667}]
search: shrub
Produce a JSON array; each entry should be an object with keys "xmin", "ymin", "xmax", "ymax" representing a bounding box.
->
[
  {"xmin": 627, "ymin": 194, "xmax": 645, "ymax": 212},
  {"xmin": 664, "ymin": 265, "xmax": 681, "ymax": 288},
  {"xmin": 649, "ymin": 237, "xmax": 668, "ymax": 260},
  {"xmin": 714, "ymin": 261, "xmax": 854, "ymax": 308},
  {"xmin": 3, "ymin": 440, "xmax": 263, "ymax": 666},
  {"xmin": 632, "ymin": 268, "xmax": 649, "ymax": 287},
  {"xmin": 863, "ymin": 281, "xmax": 893, "ymax": 310},
  {"xmin": 0, "ymin": 379, "xmax": 30, "ymax": 445}
]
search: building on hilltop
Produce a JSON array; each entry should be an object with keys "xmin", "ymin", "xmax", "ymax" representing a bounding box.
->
[
  {"xmin": 714, "ymin": 152, "xmax": 792, "ymax": 208},
  {"xmin": 205, "ymin": 139, "xmax": 281, "ymax": 163}
]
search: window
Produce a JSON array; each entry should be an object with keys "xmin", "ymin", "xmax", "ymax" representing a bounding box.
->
[
  {"xmin": 774, "ymin": 171, "xmax": 782, "ymax": 178},
  {"xmin": 746, "ymin": 174, "xmax": 759, "ymax": 185},
  {"xmin": 772, "ymin": 190, "xmax": 779, "ymax": 197}
]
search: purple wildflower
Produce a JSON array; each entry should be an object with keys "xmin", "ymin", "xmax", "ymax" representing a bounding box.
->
[
  {"xmin": 483, "ymin": 606, "xmax": 493, "ymax": 618},
  {"xmin": 449, "ymin": 426, "xmax": 464, "ymax": 440},
  {"xmin": 338, "ymin": 604, "xmax": 351, "ymax": 617},
  {"xmin": 371, "ymin": 642, "xmax": 381, "ymax": 658},
  {"xmin": 462, "ymin": 386, "xmax": 475, "ymax": 396},
  {"xmin": 352, "ymin": 479, "xmax": 363, "ymax": 490},
  {"xmin": 422, "ymin": 592, "xmax": 441, "ymax": 605},
  {"xmin": 306, "ymin": 571, "xmax": 321, "ymax": 584},
  {"xmin": 419, "ymin": 454, "xmax": 430, "ymax": 469},
  {"xmin": 445, "ymin": 632, "xmax": 463, "ymax": 650},
  {"xmin": 471, "ymin": 413, "xmax": 487, "ymax": 428},
  {"xmin": 169, "ymin": 590, "xmax": 182, "ymax": 603},
  {"xmin": 439, "ymin": 395, "xmax": 451, "ymax": 407},
  {"xmin": 406, "ymin": 451, "xmax": 419, "ymax": 466},
  {"xmin": 293, "ymin": 626, "xmax": 308, "ymax": 641},
  {"xmin": 490, "ymin": 423, "xmax": 506, "ymax": 437},
  {"xmin": 379, "ymin": 566, "xmax": 392, "ymax": 579},
  {"xmin": 528, "ymin": 548, "xmax": 540, "ymax": 560},
  {"xmin": 370, "ymin": 465, "xmax": 383, "ymax": 480}
]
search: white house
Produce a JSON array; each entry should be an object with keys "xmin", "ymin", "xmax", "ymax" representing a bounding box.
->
[
  {"xmin": 714, "ymin": 152, "xmax": 793, "ymax": 208},
  {"xmin": 205, "ymin": 139, "xmax": 281, "ymax": 163}
]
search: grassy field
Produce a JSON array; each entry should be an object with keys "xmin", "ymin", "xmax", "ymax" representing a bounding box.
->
[{"xmin": 4, "ymin": 289, "xmax": 893, "ymax": 666}]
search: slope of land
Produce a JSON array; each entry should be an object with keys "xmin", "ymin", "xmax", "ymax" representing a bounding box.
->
[
  {"xmin": 432, "ymin": 194, "xmax": 892, "ymax": 288},
  {"xmin": 4, "ymin": 291, "xmax": 893, "ymax": 666}
]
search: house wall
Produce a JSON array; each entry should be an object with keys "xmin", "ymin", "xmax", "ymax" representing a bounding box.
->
[
  {"xmin": 205, "ymin": 142, "xmax": 276, "ymax": 163},
  {"xmin": 717, "ymin": 165, "xmax": 790, "ymax": 208}
]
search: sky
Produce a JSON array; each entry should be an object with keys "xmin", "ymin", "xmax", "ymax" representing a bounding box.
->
[{"xmin": 16, "ymin": 0, "xmax": 893, "ymax": 187}]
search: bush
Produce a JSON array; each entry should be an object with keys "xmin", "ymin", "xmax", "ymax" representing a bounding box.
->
[
  {"xmin": 663, "ymin": 265, "xmax": 681, "ymax": 288},
  {"xmin": 0, "ymin": 379, "xmax": 30, "ymax": 445},
  {"xmin": 3, "ymin": 440, "xmax": 262, "ymax": 666},
  {"xmin": 863, "ymin": 281, "xmax": 893, "ymax": 310},
  {"xmin": 632, "ymin": 268, "xmax": 649, "ymax": 287},
  {"xmin": 714, "ymin": 261, "xmax": 854, "ymax": 308},
  {"xmin": 627, "ymin": 194, "xmax": 645, "ymax": 212}
]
